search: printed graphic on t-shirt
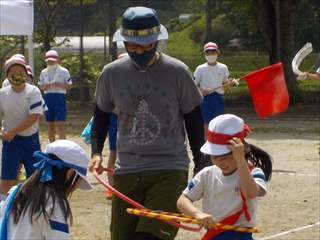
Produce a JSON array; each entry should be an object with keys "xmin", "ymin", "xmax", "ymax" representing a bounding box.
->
[{"xmin": 130, "ymin": 97, "xmax": 161, "ymax": 146}]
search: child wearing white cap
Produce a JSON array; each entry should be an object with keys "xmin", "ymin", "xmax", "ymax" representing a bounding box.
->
[
  {"xmin": 194, "ymin": 43, "xmax": 238, "ymax": 140},
  {"xmin": 38, "ymin": 50, "xmax": 72, "ymax": 143},
  {"xmin": 0, "ymin": 57, "xmax": 44, "ymax": 198},
  {"xmin": 177, "ymin": 114, "xmax": 273, "ymax": 240},
  {"xmin": 0, "ymin": 140, "xmax": 92, "ymax": 240},
  {"xmin": 2, "ymin": 54, "xmax": 34, "ymax": 88}
]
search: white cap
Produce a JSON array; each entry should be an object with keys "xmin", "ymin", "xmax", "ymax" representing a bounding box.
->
[
  {"xmin": 203, "ymin": 42, "xmax": 219, "ymax": 53},
  {"xmin": 11, "ymin": 54, "xmax": 26, "ymax": 62},
  {"xmin": 44, "ymin": 140, "xmax": 92, "ymax": 190},
  {"xmin": 45, "ymin": 50, "xmax": 59, "ymax": 63},
  {"xmin": 201, "ymin": 114, "xmax": 248, "ymax": 156},
  {"xmin": 4, "ymin": 57, "xmax": 28, "ymax": 76}
]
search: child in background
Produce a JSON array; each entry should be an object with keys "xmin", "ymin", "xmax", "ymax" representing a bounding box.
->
[
  {"xmin": 0, "ymin": 140, "xmax": 92, "ymax": 240},
  {"xmin": 177, "ymin": 114, "xmax": 273, "ymax": 240},
  {"xmin": 38, "ymin": 50, "xmax": 72, "ymax": 142}
]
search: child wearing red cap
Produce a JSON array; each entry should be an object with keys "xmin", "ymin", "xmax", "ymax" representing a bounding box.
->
[{"xmin": 177, "ymin": 114, "xmax": 273, "ymax": 240}]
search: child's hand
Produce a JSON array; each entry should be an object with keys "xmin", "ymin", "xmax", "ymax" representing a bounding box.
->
[
  {"xmin": 228, "ymin": 137, "xmax": 245, "ymax": 162},
  {"xmin": 201, "ymin": 89, "xmax": 210, "ymax": 96},
  {"xmin": 3, "ymin": 130, "xmax": 16, "ymax": 142},
  {"xmin": 194, "ymin": 211, "xmax": 217, "ymax": 229}
]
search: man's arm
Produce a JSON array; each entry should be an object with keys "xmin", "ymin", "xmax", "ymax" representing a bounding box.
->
[
  {"xmin": 91, "ymin": 104, "xmax": 111, "ymax": 156},
  {"xmin": 90, "ymin": 104, "xmax": 112, "ymax": 174},
  {"xmin": 184, "ymin": 106, "xmax": 211, "ymax": 175}
]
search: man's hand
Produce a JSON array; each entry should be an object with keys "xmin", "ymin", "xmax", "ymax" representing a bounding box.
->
[
  {"xmin": 89, "ymin": 154, "xmax": 104, "ymax": 174},
  {"xmin": 297, "ymin": 72, "xmax": 307, "ymax": 81},
  {"xmin": 3, "ymin": 130, "xmax": 17, "ymax": 142}
]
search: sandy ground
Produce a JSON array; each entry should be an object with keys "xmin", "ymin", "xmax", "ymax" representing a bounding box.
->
[{"xmin": 44, "ymin": 104, "xmax": 320, "ymax": 240}]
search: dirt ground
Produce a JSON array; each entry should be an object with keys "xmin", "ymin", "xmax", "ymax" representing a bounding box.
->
[{"xmin": 44, "ymin": 103, "xmax": 319, "ymax": 240}]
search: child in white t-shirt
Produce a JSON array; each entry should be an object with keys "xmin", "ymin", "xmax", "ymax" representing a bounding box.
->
[
  {"xmin": 38, "ymin": 50, "xmax": 72, "ymax": 142},
  {"xmin": 0, "ymin": 140, "xmax": 92, "ymax": 240},
  {"xmin": 177, "ymin": 114, "xmax": 273, "ymax": 240},
  {"xmin": 0, "ymin": 57, "xmax": 44, "ymax": 198},
  {"xmin": 194, "ymin": 43, "xmax": 237, "ymax": 140}
]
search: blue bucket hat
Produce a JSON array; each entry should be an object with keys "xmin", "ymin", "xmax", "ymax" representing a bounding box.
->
[{"xmin": 113, "ymin": 6, "xmax": 168, "ymax": 45}]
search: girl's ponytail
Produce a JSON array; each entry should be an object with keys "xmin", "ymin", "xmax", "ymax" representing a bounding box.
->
[{"xmin": 244, "ymin": 142, "xmax": 273, "ymax": 181}]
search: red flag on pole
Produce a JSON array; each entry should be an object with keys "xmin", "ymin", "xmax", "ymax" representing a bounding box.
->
[{"xmin": 242, "ymin": 62, "xmax": 289, "ymax": 119}]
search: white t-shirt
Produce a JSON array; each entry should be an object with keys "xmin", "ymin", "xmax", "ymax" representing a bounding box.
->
[
  {"xmin": 0, "ymin": 189, "xmax": 69, "ymax": 240},
  {"xmin": 316, "ymin": 67, "xmax": 320, "ymax": 74},
  {"xmin": 0, "ymin": 83, "xmax": 44, "ymax": 136},
  {"xmin": 194, "ymin": 62, "xmax": 230, "ymax": 94},
  {"xmin": 2, "ymin": 79, "xmax": 10, "ymax": 88},
  {"xmin": 39, "ymin": 65, "xmax": 72, "ymax": 94},
  {"xmin": 183, "ymin": 165, "xmax": 267, "ymax": 228}
]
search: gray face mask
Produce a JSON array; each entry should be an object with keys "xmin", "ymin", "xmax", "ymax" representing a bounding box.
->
[{"xmin": 127, "ymin": 42, "xmax": 158, "ymax": 70}]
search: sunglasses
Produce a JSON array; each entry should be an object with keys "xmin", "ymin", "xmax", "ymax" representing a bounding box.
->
[{"xmin": 125, "ymin": 42, "xmax": 155, "ymax": 52}]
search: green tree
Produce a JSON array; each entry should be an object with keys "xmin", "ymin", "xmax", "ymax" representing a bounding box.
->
[{"xmin": 0, "ymin": 37, "xmax": 21, "ymax": 80}]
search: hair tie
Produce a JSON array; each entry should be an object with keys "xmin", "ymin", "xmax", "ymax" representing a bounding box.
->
[{"xmin": 33, "ymin": 151, "xmax": 64, "ymax": 182}]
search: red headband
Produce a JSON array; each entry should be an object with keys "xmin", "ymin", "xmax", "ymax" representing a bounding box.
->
[
  {"xmin": 207, "ymin": 124, "xmax": 251, "ymax": 145},
  {"xmin": 46, "ymin": 55, "xmax": 59, "ymax": 59}
]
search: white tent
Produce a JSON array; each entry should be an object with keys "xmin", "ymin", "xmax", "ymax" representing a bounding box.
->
[{"xmin": 0, "ymin": 0, "xmax": 34, "ymax": 70}]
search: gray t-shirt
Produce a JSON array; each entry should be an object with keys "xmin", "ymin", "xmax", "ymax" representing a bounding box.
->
[{"xmin": 96, "ymin": 53, "xmax": 202, "ymax": 174}]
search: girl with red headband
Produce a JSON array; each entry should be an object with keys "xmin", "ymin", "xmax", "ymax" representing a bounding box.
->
[{"xmin": 177, "ymin": 114, "xmax": 273, "ymax": 240}]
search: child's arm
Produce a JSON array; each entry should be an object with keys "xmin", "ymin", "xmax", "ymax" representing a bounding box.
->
[
  {"xmin": 177, "ymin": 194, "xmax": 216, "ymax": 229},
  {"xmin": 229, "ymin": 137, "xmax": 262, "ymax": 198},
  {"xmin": 2, "ymin": 114, "xmax": 41, "ymax": 142},
  {"xmin": 50, "ymin": 82, "xmax": 72, "ymax": 90}
]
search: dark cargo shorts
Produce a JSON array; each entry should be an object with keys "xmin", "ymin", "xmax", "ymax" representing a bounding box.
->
[{"xmin": 110, "ymin": 169, "xmax": 188, "ymax": 240}]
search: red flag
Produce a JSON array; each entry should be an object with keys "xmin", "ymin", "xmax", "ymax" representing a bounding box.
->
[{"xmin": 242, "ymin": 62, "xmax": 289, "ymax": 119}]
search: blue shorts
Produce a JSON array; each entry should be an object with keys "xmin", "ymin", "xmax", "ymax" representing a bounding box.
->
[
  {"xmin": 201, "ymin": 92, "xmax": 224, "ymax": 124},
  {"xmin": 211, "ymin": 231, "xmax": 253, "ymax": 240},
  {"xmin": 108, "ymin": 114, "xmax": 118, "ymax": 151},
  {"xmin": 44, "ymin": 93, "xmax": 67, "ymax": 122},
  {"xmin": 1, "ymin": 132, "xmax": 41, "ymax": 180}
]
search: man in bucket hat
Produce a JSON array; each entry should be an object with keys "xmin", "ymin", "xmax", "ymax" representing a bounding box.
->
[{"xmin": 90, "ymin": 6, "xmax": 209, "ymax": 240}]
